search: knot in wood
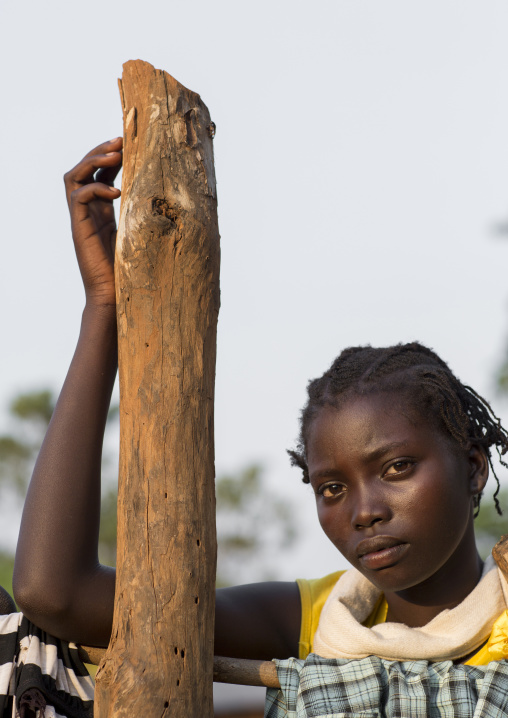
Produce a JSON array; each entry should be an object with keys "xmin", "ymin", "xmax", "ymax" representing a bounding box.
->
[{"xmin": 152, "ymin": 198, "xmax": 179, "ymax": 226}]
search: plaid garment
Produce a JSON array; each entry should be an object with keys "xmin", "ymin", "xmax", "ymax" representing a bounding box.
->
[{"xmin": 265, "ymin": 655, "xmax": 508, "ymax": 718}]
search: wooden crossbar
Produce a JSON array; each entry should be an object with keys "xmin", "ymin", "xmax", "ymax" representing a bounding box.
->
[{"xmin": 79, "ymin": 647, "xmax": 281, "ymax": 689}]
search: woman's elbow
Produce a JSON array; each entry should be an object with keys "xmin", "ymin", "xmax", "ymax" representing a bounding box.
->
[{"xmin": 13, "ymin": 566, "xmax": 73, "ymax": 623}]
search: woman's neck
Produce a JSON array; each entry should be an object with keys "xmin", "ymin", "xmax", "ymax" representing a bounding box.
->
[{"xmin": 383, "ymin": 546, "xmax": 484, "ymax": 628}]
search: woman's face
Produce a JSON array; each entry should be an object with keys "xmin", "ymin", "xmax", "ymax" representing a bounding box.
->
[{"xmin": 306, "ymin": 392, "xmax": 487, "ymax": 597}]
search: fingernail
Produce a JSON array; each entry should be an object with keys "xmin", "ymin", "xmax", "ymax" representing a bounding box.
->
[
  {"xmin": 110, "ymin": 137, "xmax": 122, "ymax": 143},
  {"xmin": 105, "ymin": 152, "xmax": 118, "ymax": 156}
]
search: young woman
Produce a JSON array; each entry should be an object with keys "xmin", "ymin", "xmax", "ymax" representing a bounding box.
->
[{"xmin": 12, "ymin": 140, "xmax": 508, "ymax": 715}]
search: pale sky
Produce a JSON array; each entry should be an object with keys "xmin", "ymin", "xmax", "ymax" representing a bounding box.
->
[{"xmin": 1, "ymin": 1, "xmax": 508, "ymax": 582}]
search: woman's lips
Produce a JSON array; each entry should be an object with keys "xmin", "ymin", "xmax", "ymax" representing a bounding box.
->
[{"xmin": 358, "ymin": 542, "xmax": 409, "ymax": 570}]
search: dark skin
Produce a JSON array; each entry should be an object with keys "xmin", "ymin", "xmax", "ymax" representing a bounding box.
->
[
  {"xmin": 307, "ymin": 395, "xmax": 488, "ymax": 629},
  {"xmin": 11, "ymin": 140, "xmax": 488, "ymax": 661},
  {"xmin": 12, "ymin": 139, "xmax": 300, "ymax": 657}
]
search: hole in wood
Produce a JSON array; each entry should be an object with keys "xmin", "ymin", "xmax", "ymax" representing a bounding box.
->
[
  {"xmin": 196, "ymin": 539, "xmax": 201, "ymax": 547},
  {"xmin": 176, "ymin": 680, "xmax": 180, "ymax": 687},
  {"xmin": 194, "ymin": 596, "xmax": 199, "ymax": 604},
  {"xmin": 180, "ymin": 649, "xmax": 185, "ymax": 658},
  {"xmin": 164, "ymin": 492, "xmax": 168, "ymax": 499},
  {"xmin": 185, "ymin": 109, "xmax": 198, "ymax": 147},
  {"xmin": 174, "ymin": 647, "xmax": 178, "ymax": 655},
  {"xmin": 151, "ymin": 198, "xmax": 178, "ymax": 224},
  {"xmin": 164, "ymin": 700, "xmax": 169, "ymax": 707}
]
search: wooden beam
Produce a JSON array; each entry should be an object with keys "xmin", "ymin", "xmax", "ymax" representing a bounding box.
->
[
  {"xmin": 81, "ymin": 648, "xmax": 281, "ymax": 689},
  {"xmin": 94, "ymin": 60, "xmax": 220, "ymax": 717}
]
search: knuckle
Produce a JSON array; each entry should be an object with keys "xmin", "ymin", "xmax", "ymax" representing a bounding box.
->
[{"xmin": 69, "ymin": 187, "xmax": 81, "ymax": 203}]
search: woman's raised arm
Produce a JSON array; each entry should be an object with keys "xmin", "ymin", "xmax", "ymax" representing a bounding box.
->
[
  {"xmin": 13, "ymin": 139, "xmax": 302, "ymax": 660},
  {"xmin": 13, "ymin": 139, "xmax": 123, "ymax": 647}
]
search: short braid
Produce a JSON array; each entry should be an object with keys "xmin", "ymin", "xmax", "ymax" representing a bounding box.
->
[{"xmin": 288, "ymin": 342, "xmax": 508, "ymax": 516}]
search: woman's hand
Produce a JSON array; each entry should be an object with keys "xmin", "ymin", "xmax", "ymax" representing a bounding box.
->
[{"xmin": 64, "ymin": 138, "xmax": 123, "ymax": 309}]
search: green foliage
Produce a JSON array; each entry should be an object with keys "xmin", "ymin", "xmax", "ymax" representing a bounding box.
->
[
  {"xmin": 216, "ymin": 465, "xmax": 298, "ymax": 587},
  {"xmin": 496, "ymin": 361, "xmax": 508, "ymax": 395},
  {"xmin": 0, "ymin": 437, "xmax": 32, "ymax": 492},
  {"xmin": 475, "ymin": 488, "xmax": 508, "ymax": 558},
  {"xmin": 0, "ymin": 390, "xmax": 57, "ymax": 495},
  {"xmin": 10, "ymin": 391, "xmax": 54, "ymax": 425},
  {"xmin": 0, "ymin": 388, "xmax": 119, "ymax": 564},
  {"xmin": 98, "ymin": 489, "xmax": 118, "ymax": 567},
  {"xmin": 216, "ymin": 466, "xmax": 260, "ymax": 508},
  {"xmin": 0, "ymin": 389, "xmax": 299, "ymax": 589},
  {"xmin": 0, "ymin": 554, "xmax": 15, "ymax": 604},
  {"xmin": 0, "ymin": 436, "xmax": 36, "ymax": 494}
]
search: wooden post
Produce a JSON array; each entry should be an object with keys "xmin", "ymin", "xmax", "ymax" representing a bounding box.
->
[{"xmin": 94, "ymin": 60, "xmax": 220, "ymax": 717}]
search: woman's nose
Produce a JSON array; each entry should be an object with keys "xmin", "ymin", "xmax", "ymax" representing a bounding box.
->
[{"xmin": 351, "ymin": 486, "xmax": 391, "ymax": 529}]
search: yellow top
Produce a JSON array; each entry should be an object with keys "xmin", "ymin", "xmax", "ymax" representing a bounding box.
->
[{"xmin": 296, "ymin": 572, "xmax": 508, "ymax": 665}]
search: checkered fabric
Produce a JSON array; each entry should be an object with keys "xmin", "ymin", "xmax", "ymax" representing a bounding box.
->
[{"xmin": 264, "ymin": 654, "xmax": 508, "ymax": 718}]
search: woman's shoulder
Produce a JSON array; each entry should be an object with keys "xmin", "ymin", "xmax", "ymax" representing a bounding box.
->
[
  {"xmin": 468, "ymin": 608, "xmax": 508, "ymax": 664},
  {"xmin": 297, "ymin": 571, "xmax": 346, "ymax": 611},
  {"xmin": 297, "ymin": 570, "xmax": 346, "ymax": 659}
]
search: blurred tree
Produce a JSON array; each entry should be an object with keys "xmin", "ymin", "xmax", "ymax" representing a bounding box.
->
[
  {"xmin": 0, "ymin": 554, "xmax": 15, "ymax": 600},
  {"xmin": 216, "ymin": 464, "xmax": 297, "ymax": 587},
  {"xmin": 475, "ymin": 488, "xmax": 508, "ymax": 559},
  {"xmin": 0, "ymin": 390, "xmax": 298, "ymax": 583},
  {"xmin": 495, "ymin": 362, "xmax": 508, "ymax": 396},
  {"xmin": 0, "ymin": 389, "xmax": 119, "ymax": 565},
  {"xmin": 0, "ymin": 390, "xmax": 54, "ymax": 493}
]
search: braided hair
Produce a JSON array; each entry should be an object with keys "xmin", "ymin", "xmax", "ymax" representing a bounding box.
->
[{"xmin": 288, "ymin": 342, "xmax": 508, "ymax": 516}]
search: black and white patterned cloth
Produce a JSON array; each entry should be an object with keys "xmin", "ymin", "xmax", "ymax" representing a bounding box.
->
[
  {"xmin": 0, "ymin": 612, "xmax": 93, "ymax": 717},
  {"xmin": 265, "ymin": 654, "xmax": 508, "ymax": 718}
]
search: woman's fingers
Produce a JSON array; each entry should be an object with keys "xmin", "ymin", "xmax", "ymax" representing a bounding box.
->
[
  {"xmin": 64, "ymin": 140, "xmax": 123, "ymax": 308},
  {"xmin": 64, "ymin": 138, "xmax": 123, "ymax": 206},
  {"xmin": 95, "ymin": 153, "xmax": 123, "ymax": 187},
  {"xmin": 70, "ymin": 182, "xmax": 120, "ymax": 210},
  {"xmin": 82, "ymin": 137, "xmax": 123, "ymax": 161},
  {"xmin": 70, "ymin": 183, "xmax": 120, "ymax": 236}
]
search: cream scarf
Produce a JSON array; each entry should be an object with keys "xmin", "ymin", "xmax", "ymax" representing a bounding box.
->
[{"xmin": 313, "ymin": 555, "xmax": 508, "ymax": 662}]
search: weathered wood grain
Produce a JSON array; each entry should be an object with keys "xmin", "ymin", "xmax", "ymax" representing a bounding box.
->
[
  {"xmin": 81, "ymin": 647, "xmax": 282, "ymax": 689},
  {"xmin": 94, "ymin": 59, "xmax": 220, "ymax": 717},
  {"xmin": 493, "ymin": 534, "xmax": 508, "ymax": 581}
]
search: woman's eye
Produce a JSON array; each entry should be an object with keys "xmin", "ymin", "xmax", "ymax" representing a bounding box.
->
[
  {"xmin": 384, "ymin": 460, "xmax": 413, "ymax": 476},
  {"xmin": 320, "ymin": 483, "xmax": 345, "ymax": 499}
]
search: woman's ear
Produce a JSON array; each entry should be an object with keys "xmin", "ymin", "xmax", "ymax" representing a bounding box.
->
[{"xmin": 468, "ymin": 444, "xmax": 489, "ymax": 496}]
